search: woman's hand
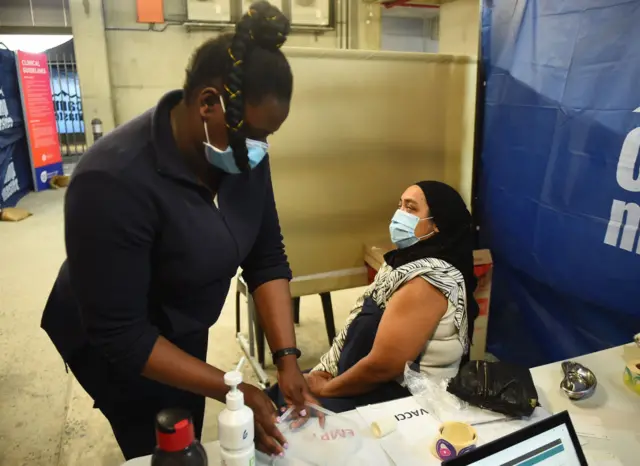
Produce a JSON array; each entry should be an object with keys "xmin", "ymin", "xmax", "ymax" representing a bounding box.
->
[
  {"xmin": 240, "ymin": 383, "xmax": 287, "ymax": 457},
  {"xmin": 276, "ymin": 356, "xmax": 322, "ymax": 418},
  {"xmin": 304, "ymin": 371, "xmax": 333, "ymax": 397}
]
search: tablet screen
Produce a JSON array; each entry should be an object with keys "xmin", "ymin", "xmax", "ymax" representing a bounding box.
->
[{"xmin": 466, "ymin": 424, "xmax": 583, "ymax": 466}]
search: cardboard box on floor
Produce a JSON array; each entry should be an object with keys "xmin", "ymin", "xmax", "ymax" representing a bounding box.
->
[{"xmin": 364, "ymin": 243, "xmax": 493, "ymax": 361}]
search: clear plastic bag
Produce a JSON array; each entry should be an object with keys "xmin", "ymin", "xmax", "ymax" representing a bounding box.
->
[
  {"xmin": 403, "ymin": 362, "xmax": 468, "ymax": 421},
  {"xmin": 261, "ymin": 403, "xmax": 364, "ymax": 466},
  {"xmin": 404, "ymin": 363, "xmax": 509, "ymax": 424}
]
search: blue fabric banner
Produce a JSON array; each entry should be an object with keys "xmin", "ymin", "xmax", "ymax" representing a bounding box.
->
[
  {"xmin": 480, "ymin": 0, "xmax": 640, "ymax": 366},
  {"xmin": 0, "ymin": 48, "xmax": 33, "ymax": 209}
]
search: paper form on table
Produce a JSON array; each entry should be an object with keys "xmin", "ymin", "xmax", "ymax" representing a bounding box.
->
[{"xmin": 357, "ymin": 398, "xmax": 441, "ymax": 465}]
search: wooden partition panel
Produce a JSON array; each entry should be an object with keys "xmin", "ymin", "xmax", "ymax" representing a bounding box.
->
[{"xmin": 269, "ymin": 48, "xmax": 477, "ymax": 293}]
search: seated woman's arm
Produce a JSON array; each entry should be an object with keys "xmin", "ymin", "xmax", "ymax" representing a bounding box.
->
[
  {"xmin": 311, "ymin": 310, "xmax": 359, "ymax": 375},
  {"xmin": 319, "ymin": 277, "xmax": 448, "ymax": 398}
]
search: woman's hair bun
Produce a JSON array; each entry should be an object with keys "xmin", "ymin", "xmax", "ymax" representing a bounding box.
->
[{"xmin": 236, "ymin": 1, "xmax": 291, "ymax": 51}]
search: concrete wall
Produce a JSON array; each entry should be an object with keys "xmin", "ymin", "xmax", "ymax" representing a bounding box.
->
[
  {"xmin": 68, "ymin": 0, "xmax": 116, "ymax": 141},
  {"xmin": 442, "ymin": 56, "xmax": 477, "ymax": 206},
  {"xmin": 69, "ymin": 0, "xmax": 382, "ymax": 138},
  {"xmin": 438, "ymin": 0, "xmax": 480, "ymax": 206},
  {"xmin": 439, "ymin": 0, "xmax": 480, "ymax": 56},
  {"xmin": 0, "ymin": 0, "xmax": 71, "ymax": 30},
  {"xmin": 103, "ymin": 3, "xmax": 333, "ymax": 125}
]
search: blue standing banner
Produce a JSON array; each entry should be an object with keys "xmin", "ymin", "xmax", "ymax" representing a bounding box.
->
[
  {"xmin": 480, "ymin": 0, "xmax": 640, "ymax": 366},
  {"xmin": 0, "ymin": 48, "xmax": 33, "ymax": 209}
]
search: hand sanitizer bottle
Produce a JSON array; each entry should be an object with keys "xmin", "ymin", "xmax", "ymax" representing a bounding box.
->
[
  {"xmin": 151, "ymin": 409, "xmax": 208, "ymax": 466},
  {"xmin": 218, "ymin": 370, "xmax": 255, "ymax": 466}
]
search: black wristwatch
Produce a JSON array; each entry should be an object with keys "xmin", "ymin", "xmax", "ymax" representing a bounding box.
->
[{"xmin": 272, "ymin": 347, "xmax": 301, "ymax": 365}]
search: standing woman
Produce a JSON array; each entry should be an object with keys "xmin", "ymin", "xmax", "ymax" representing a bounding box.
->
[{"xmin": 41, "ymin": 2, "xmax": 313, "ymax": 460}]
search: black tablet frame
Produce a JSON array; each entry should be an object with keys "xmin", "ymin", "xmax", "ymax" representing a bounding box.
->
[{"xmin": 442, "ymin": 411, "xmax": 588, "ymax": 466}]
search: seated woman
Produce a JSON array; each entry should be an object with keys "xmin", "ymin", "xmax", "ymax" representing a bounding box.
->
[{"xmin": 268, "ymin": 181, "xmax": 478, "ymax": 413}]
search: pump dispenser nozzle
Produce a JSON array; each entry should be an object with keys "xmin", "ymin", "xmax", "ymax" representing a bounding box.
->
[{"xmin": 224, "ymin": 370, "xmax": 245, "ymax": 411}]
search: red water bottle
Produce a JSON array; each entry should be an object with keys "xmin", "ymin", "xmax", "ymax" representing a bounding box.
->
[{"xmin": 151, "ymin": 409, "xmax": 208, "ymax": 466}]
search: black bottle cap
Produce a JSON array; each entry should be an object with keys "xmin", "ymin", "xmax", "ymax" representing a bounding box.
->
[
  {"xmin": 155, "ymin": 409, "xmax": 195, "ymax": 452},
  {"xmin": 156, "ymin": 409, "xmax": 192, "ymax": 434}
]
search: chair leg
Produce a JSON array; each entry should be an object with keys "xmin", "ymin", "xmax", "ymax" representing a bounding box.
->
[
  {"xmin": 247, "ymin": 296, "xmax": 255, "ymax": 358},
  {"xmin": 256, "ymin": 324, "xmax": 266, "ymax": 369},
  {"xmin": 249, "ymin": 296, "xmax": 266, "ymax": 368},
  {"xmin": 293, "ymin": 297, "xmax": 301, "ymax": 324},
  {"xmin": 320, "ymin": 292, "xmax": 336, "ymax": 345},
  {"xmin": 235, "ymin": 291, "xmax": 241, "ymax": 334}
]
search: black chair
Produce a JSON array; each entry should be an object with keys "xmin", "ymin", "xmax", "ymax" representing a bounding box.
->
[{"xmin": 235, "ymin": 276, "xmax": 336, "ymax": 368}]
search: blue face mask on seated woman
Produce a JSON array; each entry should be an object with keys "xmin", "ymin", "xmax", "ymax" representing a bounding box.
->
[
  {"xmin": 202, "ymin": 97, "xmax": 269, "ymax": 174},
  {"xmin": 389, "ymin": 209, "xmax": 435, "ymax": 249}
]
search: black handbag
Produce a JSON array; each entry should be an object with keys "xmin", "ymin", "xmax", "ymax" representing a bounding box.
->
[{"xmin": 446, "ymin": 360, "xmax": 540, "ymax": 417}]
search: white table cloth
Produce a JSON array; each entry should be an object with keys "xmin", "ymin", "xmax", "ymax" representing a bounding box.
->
[{"xmin": 125, "ymin": 343, "xmax": 640, "ymax": 465}]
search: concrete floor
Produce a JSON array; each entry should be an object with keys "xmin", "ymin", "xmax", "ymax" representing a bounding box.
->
[{"xmin": 0, "ymin": 189, "xmax": 362, "ymax": 466}]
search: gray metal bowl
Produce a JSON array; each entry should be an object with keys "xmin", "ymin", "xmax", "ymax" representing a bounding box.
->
[{"xmin": 560, "ymin": 361, "xmax": 597, "ymax": 400}]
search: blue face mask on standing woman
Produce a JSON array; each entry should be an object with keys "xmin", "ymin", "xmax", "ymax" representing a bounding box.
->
[
  {"xmin": 202, "ymin": 97, "xmax": 269, "ymax": 174},
  {"xmin": 389, "ymin": 209, "xmax": 435, "ymax": 249}
]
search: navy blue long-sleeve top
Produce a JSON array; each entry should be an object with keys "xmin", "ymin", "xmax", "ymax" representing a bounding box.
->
[{"xmin": 41, "ymin": 90, "xmax": 292, "ymax": 376}]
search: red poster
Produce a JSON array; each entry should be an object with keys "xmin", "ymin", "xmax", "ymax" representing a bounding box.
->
[{"xmin": 16, "ymin": 51, "xmax": 63, "ymax": 191}]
